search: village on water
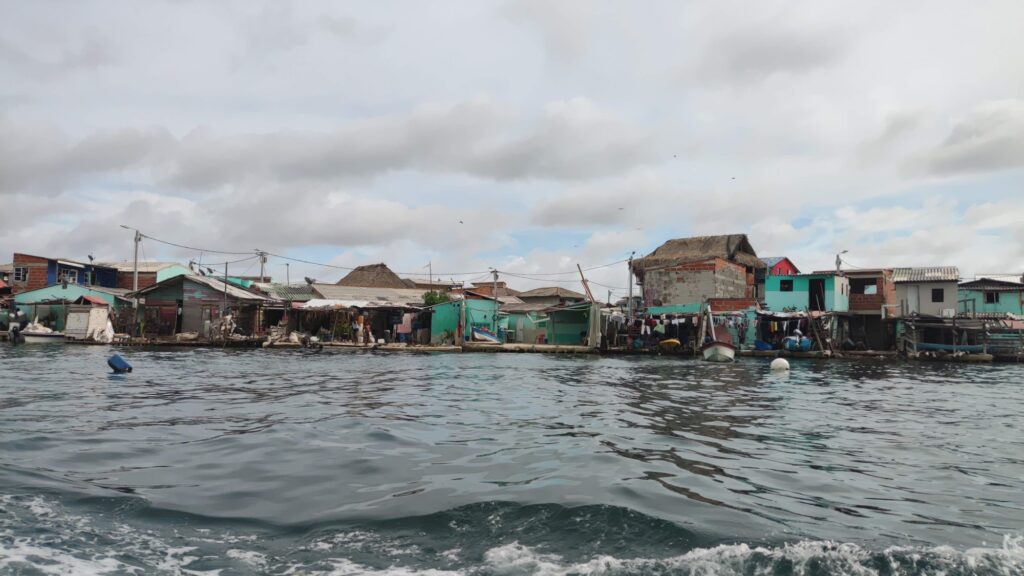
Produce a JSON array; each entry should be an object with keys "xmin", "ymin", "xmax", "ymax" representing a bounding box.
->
[{"xmin": 2, "ymin": 232, "xmax": 1024, "ymax": 363}]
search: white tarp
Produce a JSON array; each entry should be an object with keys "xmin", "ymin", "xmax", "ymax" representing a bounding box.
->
[
  {"xmin": 66, "ymin": 308, "xmax": 110, "ymax": 341},
  {"xmin": 302, "ymin": 298, "xmax": 419, "ymax": 310}
]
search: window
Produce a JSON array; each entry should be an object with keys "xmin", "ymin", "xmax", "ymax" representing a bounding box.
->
[
  {"xmin": 849, "ymin": 278, "xmax": 877, "ymax": 295},
  {"xmin": 13, "ymin": 267, "xmax": 27, "ymax": 282},
  {"xmin": 57, "ymin": 268, "xmax": 78, "ymax": 284},
  {"xmin": 84, "ymin": 271, "xmax": 95, "ymax": 285},
  {"xmin": 780, "ymin": 279, "xmax": 793, "ymax": 292},
  {"xmin": 985, "ymin": 291, "xmax": 1000, "ymax": 304},
  {"xmin": 931, "ymin": 288, "xmax": 944, "ymax": 303}
]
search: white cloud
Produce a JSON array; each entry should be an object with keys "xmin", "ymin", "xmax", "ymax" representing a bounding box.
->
[{"xmin": 1, "ymin": 0, "xmax": 1023, "ymax": 284}]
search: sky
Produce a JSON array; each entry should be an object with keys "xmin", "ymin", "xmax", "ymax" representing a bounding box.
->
[{"xmin": 2, "ymin": 0, "xmax": 1023, "ymax": 297}]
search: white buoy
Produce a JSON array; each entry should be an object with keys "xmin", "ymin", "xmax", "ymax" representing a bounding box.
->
[{"xmin": 770, "ymin": 358, "xmax": 790, "ymax": 372}]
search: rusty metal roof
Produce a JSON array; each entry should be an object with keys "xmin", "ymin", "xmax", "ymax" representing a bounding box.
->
[{"xmin": 892, "ymin": 267, "xmax": 960, "ymax": 283}]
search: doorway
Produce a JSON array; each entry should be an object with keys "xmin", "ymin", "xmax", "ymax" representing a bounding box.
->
[{"xmin": 809, "ymin": 279, "xmax": 825, "ymax": 311}]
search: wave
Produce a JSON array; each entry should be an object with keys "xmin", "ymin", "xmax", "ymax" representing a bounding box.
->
[{"xmin": 1, "ymin": 493, "xmax": 1022, "ymax": 575}]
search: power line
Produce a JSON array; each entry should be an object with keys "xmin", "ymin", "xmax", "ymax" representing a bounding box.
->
[
  {"xmin": 123, "ymin": 226, "xmax": 634, "ymax": 279},
  {"xmin": 502, "ymin": 258, "xmax": 629, "ymax": 276},
  {"xmin": 139, "ymin": 232, "xmax": 253, "ymax": 256},
  {"xmin": 261, "ymin": 251, "xmax": 490, "ymax": 277}
]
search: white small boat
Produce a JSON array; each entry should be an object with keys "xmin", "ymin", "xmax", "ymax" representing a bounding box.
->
[
  {"xmin": 700, "ymin": 303, "xmax": 735, "ymax": 363},
  {"xmin": 20, "ymin": 320, "xmax": 65, "ymax": 344},
  {"xmin": 701, "ymin": 341, "xmax": 735, "ymax": 362}
]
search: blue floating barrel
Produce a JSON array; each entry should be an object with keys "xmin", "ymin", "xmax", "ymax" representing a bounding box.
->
[{"xmin": 107, "ymin": 354, "xmax": 133, "ymax": 374}]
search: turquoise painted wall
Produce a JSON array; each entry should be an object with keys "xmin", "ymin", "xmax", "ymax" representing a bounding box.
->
[
  {"xmin": 156, "ymin": 265, "xmax": 190, "ymax": 283},
  {"xmin": 429, "ymin": 299, "xmax": 503, "ymax": 343},
  {"xmin": 958, "ymin": 289, "xmax": 1024, "ymax": 315},
  {"xmin": 765, "ymin": 275, "xmax": 848, "ymax": 312},
  {"xmin": 506, "ymin": 312, "xmax": 547, "ymax": 344},
  {"xmin": 546, "ymin": 308, "xmax": 590, "ymax": 345}
]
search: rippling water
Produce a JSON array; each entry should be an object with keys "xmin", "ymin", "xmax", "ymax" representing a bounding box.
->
[{"xmin": 1, "ymin": 345, "xmax": 1022, "ymax": 575}]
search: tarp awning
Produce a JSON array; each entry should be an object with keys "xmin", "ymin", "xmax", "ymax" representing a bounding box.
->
[{"xmin": 302, "ymin": 298, "xmax": 420, "ymax": 310}]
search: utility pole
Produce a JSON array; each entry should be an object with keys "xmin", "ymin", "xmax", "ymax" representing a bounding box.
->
[
  {"xmin": 429, "ymin": 261, "xmax": 433, "ymax": 293},
  {"xmin": 459, "ymin": 281, "xmax": 466, "ymax": 346},
  {"xmin": 491, "ymin": 269, "xmax": 499, "ymax": 332},
  {"xmin": 286, "ymin": 263, "xmax": 290, "ymax": 285},
  {"xmin": 223, "ymin": 261, "xmax": 228, "ymax": 316},
  {"xmin": 627, "ymin": 251, "xmax": 635, "ymax": 316},
  {"xmin": 120, "ymin": 225, "xmax": 142, "ymax": 336},
  {"xmin": 256, "ymin": 250, "xmax": 267, "ymax": 282}
]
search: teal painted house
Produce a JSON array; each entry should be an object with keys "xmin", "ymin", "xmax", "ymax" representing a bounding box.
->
[
  {"xmin": 429, "ymin": 299, "xmax": 504, "ymax": 344},
  {"xmin": 958, "ymin": 278, "xmax": 1024, "ymax": 316},
  {"xmin": 765, "ymin": 273, "xmax": 849, "ymax": 312},
  {"xmin": 14, "ymin": 284, "xmax": 133, "ymax": 330}
]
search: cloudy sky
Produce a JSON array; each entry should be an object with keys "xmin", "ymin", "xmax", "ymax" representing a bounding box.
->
[{"xmin": 2, "ymin": 0, "xmax": 1023, "ymax": 295}]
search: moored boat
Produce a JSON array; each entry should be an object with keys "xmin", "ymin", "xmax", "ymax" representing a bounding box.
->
[
  {"xmin": 701, "ymin": 340, "xmax": 735, "ymax": 362},
  {"xmin": 471, "ymin": 326, "xmax": 501, "ymax": 344},
  {"xmin": 21, "ymin": 331, "xmax": 66, "ymax": 343},
  {"xmin": 700, "ymin": 303, "xmax": 736, "ymax": 363},
  {"xmin": 19, "ymin": 320, "xmax": 65, "ymax": 344}
]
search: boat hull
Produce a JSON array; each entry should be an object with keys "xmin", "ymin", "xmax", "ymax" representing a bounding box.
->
[
  {"xmin": 21, "ymin": 332, "xmax": 65, "ymax": 344},
  {"xmin": 701, "ymin": 342, "xmax": 735, "ymax": 362}
]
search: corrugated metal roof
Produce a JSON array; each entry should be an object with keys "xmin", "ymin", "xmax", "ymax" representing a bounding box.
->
[
  {"xmin": 253, "ymin": 283, "xmax": 318, "ymax": 301},
  {"xmin": 132, "ymin": 275, "xmax": 274, "ymax": 302},
  {"xmin": 960, "ymin": 277, "xmax": 1024, "ymax": 291},
  {"xmin": 312, "ymin": 284, "xmax": 426, "ymax": 307},
  {"xmin": 56, "ymin": 258, "xmax": 116, "ymax": 269},
  {"xmin": 517, "ymin": 286, "xmax": 586, "ymax": 299},
  {"xmin": 464, "ymin": 291, "xmax": 524, "ymax": 304},
  {"xmin": 892, "ymin": 267, "xmax": 960, "ymax": 283},
  {"xmin": 97, "ymin": 261, "xmax": 186, "ymax": 273},
  {"xmin": 186, "ymin": 275, "xmax": 275, "ymax": 301}
]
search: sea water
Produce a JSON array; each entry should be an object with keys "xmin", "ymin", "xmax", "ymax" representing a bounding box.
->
[{"xmin": 1, "ymin": 345, "xmax": 1022, "ymax": 575}]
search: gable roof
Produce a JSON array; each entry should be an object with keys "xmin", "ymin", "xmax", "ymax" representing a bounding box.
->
[
  {"xmin": 464, "ymin": 291, "xmax": 524, "ymax": 304},
  {"xmin": 632, "ymin": 234, "xmax": 764, "ymax": 271},
  {"xmin": 336, "ymin": 263, "xmax": 409, "ymax": 289},
  {"xmin": 130, "ymin": 274, "xmax": 274, "ymax": 302},
  {"xmin": 892, "ymin": 267, "xmax": 960, "ymax": 283},
  {"xmin": 517, "ymin": 286, "xmax": 586, "ymax": 300},
  {"xmin": 960, "ymin": 277, "xmax": 1024, "ymax": 291},
  {"xmin": 761, "ymin": 256, "xmax": 799, "ymax": 273}
]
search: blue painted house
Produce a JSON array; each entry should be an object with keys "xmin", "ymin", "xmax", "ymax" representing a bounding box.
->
[{"xmin": 11, "ymin": 253, "xmax": 118, "ymax": 294}]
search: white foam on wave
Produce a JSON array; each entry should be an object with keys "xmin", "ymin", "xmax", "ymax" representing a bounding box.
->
[
  {"xmin": 288, "ymin": 537, "xmax": 1024, "ymax": 576},
  {"xmin": 3, "ymin": 493, "xmax": 1023, "ymax": 575}
]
